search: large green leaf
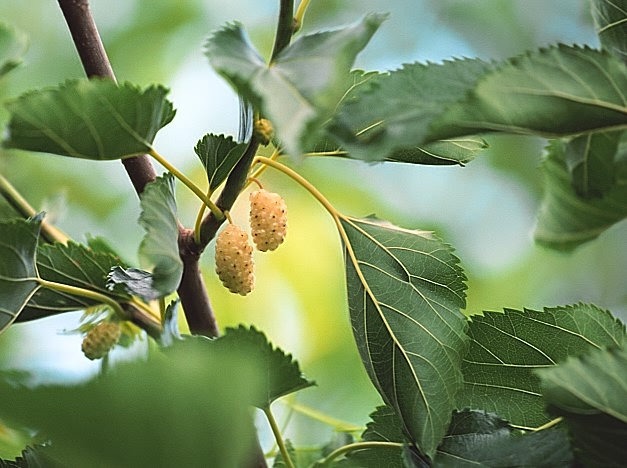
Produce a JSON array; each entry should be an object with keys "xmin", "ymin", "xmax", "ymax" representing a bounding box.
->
[
  {"xmin": 4, "ymin": 79, "xmax": 175, "ymax": 159},
  {"xmin": 194, "ymin": 133, "xmax": 247, "ymax": 192},
  {"xmin": 205, "ymin": 14, "xmax": 386, "ymax": 159},
  {"xmin": 330, "ymin": 45, "xmax": 627, "ymax": 162},
  {"xmin": 210, "ymin": 326, "xmax": 314, "ymax": 409},
  {"xmin": 340, "ymin": 216, "xmax": 468, "ymax": 457},
  {"xmin": 0, "ymin": 217, "xmax": 41, "ymax": 333},
  {"xmin": 534, "ymin": 139, "xmax": 627, "ymax": 250},
  {"xmin": 0, "ymin": 338, "xmax": 262, "ymax": 468},
  {"xmin": 0, "ymin": 23, "xmax": 27, "ymax": 78},
  {"xmin": 458, "ymin": 304, "xmax": 626, "ymax": 428},
  {"xmin": 537, "ymin": 346, "xmax": 627, "ymax": 467},
  {"xmin": 592, "ymin": 0, "xmax": 627, "ymax": 65}
]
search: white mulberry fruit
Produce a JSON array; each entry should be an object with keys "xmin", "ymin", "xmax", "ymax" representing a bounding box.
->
[
  {"xmin": 249, "ymin": 189, "xmax": 287, "ymax": 252},
  {"xmin": 81, "ymin": 321, "xmax": 121, "ymax": 360},
  {"xmin": 215, "ymin": 223, "xmax": 255, "ymax": 295}
]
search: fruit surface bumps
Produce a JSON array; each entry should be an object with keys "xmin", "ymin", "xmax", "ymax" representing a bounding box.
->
[
  {"xmin": 81, "ymin": 321, "xmax": 121, "ymax": 360},
  {"xmin": 249, "ymin": 189, "xmax": 287, "ymax": 252},
  {"xmin": 215, "ymin": 223, "xmax": 255, "ymax": 295}
]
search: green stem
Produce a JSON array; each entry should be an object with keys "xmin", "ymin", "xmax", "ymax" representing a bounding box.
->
[
  {"xmin": 294, "ymin": 0, "xmax": 312, "ymax": 29},
  {"xmin": 271, "ymin": 0, "xmax": 295, "ymax": 63},
  {"xmin": 263, "ymin": 407, "xmax": 295, "ymax": 468},
  {"xmin": 148, "ymin": 148, "xmax": 224, "ymax": 221},
  {"xmin": 316, "ymin": 441, "xmax": 403, "ymax": 467},
  {"xmin": 286, "ymin": 401, "xmax": 363, "ymax": 433},
  {"xmin": 38, "ymin": 278, "xmax": 127, "ymax": 318}
]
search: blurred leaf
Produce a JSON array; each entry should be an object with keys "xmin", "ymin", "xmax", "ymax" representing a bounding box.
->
[
  {"xmin": 205, "ymin": 14, "xmax": 386, "ymax": 159},
  {"xmin": 0, "ymin": 338, "xmax": 262, "ymax": 468},
  {"xmin": 341, "ymin": 216, "xmax": 468, "ymax": 457},
  {"xmin": 18, "ymin": 241, "xmax": 130, "ymax": 322},
  {"xmin": 592, "ymin": 0, "xmax": 627, "ymax": 64},
  {"xmin": 212, "ymin": 325, "xmax": 314, "ymax": 409},
  {"xmin": 0, "ymin": 23, "xmax": 27, "ymax": 78},
  {"xmin": 0, "ymin": 217, "xmax": 41, "ymax": 334},
  {"xmin": 159, "ymin": 299, "xmax": 181, "ymax": 347},
  {"xmin": 107, "ymin": 267, "xmax": 159, "ymax": 302},
  {"xmin": 386, "ymin": 138, "xmax": 487, "ymax": 166},
  {"xmin": 534, "ymin": 139, "xmax": 627, "ymax": 250},
  {"xmin": 565, "ymin": 131, "xmax": 621, "ymax": 198},
  {"xmin": 4, "ymin": 79, "xmax": 175, "ymax": 159},
  {"xmin": 458, "ymin": 304, "xmax": 626, "ymax": 428},
  {"xmin": 537, "ymin": 347, "xmax": 627, "ymax": 467},
  {"xmin": 194, "ymin": 133, "xmax": 247, "ymax": 192},
  {"xmin": 0, "ymin": 445, "xmax": 63, "ymax": 468},
  {"xmin": 433, "ymin": 410, "xmax": 573, "ymax": 467},
  {"xmin": 330, "ymin": 45, "xmax": 627, "ymax": 162}
]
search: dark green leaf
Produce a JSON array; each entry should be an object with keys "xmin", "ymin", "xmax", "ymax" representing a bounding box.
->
[
  {"xmin": 340, "ymin": 216, "xmax": 468, "ymax": 457},
  {"xmin": 458, "ymin": 304, "xmax": 626, "ymax": 428},
  {"xmin": 0, "ymin": 23, "xmax": 27, "ymax": 78},
  {"xmin": 0, "ymin": 338, "xmax": 263, "ymax": 468},
  {"xmin": 211, "ymin": 325, "xmax": 314, "ymax": 409},
  {"xmin": 534, "ymin": 139, "xmax": 627, "ymax": 250},
  {"xmin": 362, "ymin": 406, "xmax": 405, "ymax": 443},
  {"xmin": 18, "ymin": 241, "xmax": 130, "ymax": 322},
  {"xmin": 537, "ymin": 347, "xmax": 627, "ymax": 468},
  {"xmin": 4, "ymin": 79, "xmax": 175, "ymax": 160},
  {"xmin": 386, "ymin": 138, "xmax": 487, "ymax": 166},
  {"xmin": 206, "ymin": 14, "xmax": 386, "ymax": 159},
  {"xmin": 194, "ymin": 133, "xmax": 247, "ymax": 192},
  {"xmin": 137, "ymin": 173, "xmax": 183, "ymax": 297},
  {"xmin": 433, "ymin": 410, "xmax": 573, "ymax": 467},
  {"xmin": 592, "ymin": 0, "xmax": 627, "ymax": 65},
  {"xmin": 0, "ymin": 217, "xmax": 41, "ymax": 333}
]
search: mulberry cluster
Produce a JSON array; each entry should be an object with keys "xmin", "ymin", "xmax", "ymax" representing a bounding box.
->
[
  {"xmin": 215, "ymin": 223, "xmax": 255, "ymax": 295},
  {"xmin": 249, "ymin": 189, "xmax": 287, "ymax": 252},
  {"xmin": 81, "ymin": 321, "xmax": 121, "ymax": 360}
]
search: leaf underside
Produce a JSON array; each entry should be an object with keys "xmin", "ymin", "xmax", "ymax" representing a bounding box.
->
[{"xmin": 592, "ymin": 0, "xmax": 627, "ymax": 66}]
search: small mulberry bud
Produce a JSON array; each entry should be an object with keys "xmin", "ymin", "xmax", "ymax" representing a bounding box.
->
[
  {"xmin": 254, "ymin": 118, "xmax": 274, "ymax": 146},
  {"xmin": 215, "ymin": 223, "xmax": 255, "ymax": 295},
  {"xmin": 81, "ymin": 322, "xmax": 121, "ymax": 360},
  {"xmin": 249, "ymin": 189, "xmax": 287, "ymax": 252}
]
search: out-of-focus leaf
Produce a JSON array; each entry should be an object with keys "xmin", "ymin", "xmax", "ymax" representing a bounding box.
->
[
  {"xmin": 0, "ymin": 338, "xmax": 262, "ymax": 468},
  {"xmin": 211, "ymin": 326, "xmax": 314, "ymax": 409},
  {"xmin": 433, "ymin": 410, "xmax": 573, "ymax": 467},
  {"xmin": 4, "ymin": 79, "xmax": 175, "ymax": 159},
  {"xmin": 330, "ymin": 45, "xmax": 627, "ymax": 162},
  {"xmin": 0, "ymin": 23, "xmax": 27, "ymax": 78},
  {"xmin": 458, "ymin": 304, "xmax": 626, "ymax": 428},
  {"xmin": 534, "ymin": 139, "xmax": 627, "ymax": 250},
  {"xmin": 159, "ymin": 300, "xmax": 181, "ymax": 348},
  {"xmin": 537, "ymin": 346, "xmax": 627, "ymax": 468},
  {"xmin": 340, "ymin": 216, "xmax": 468, "ymax": 457},
  {"xmin": 386, "ymin": 137, "xmax": 487, "ymax": 166},
  {"xmin": 592, "ymin": 0, "xmax": 627, "ymax": 64},
  {"xmin": 106, "ymin": 267, "xmax": 159, "ymax": 302},
  {"xmin": 194, "ymin": 134, "xmax": 247, "ymax": 192},
  {"xmin": 0, "ymin": 217, "xmax": 41, "ymax": 334},
  {"xmin": 205, "ymin": 14, "xmax": 386, "ymax": 159}
]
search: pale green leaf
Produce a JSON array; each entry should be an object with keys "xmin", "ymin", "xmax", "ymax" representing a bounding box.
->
[
  {"xmin": 534, "ymin": 139, "xmax": 627, "ymax": 250},
  {"xmin": 592, "ymin": 0, "xmax": 627, "ymax": 64},
  {"xmin": 537, "ymin": 347, "xmax": 627, "ymax": 467},
  {"xmin": 4, "ymin": 79, "xmax": 175, "ymax": 160},
  {"xmin": 0, "ymin": 217, "xmax": 41, "ymax": 334},
  {"xmin": 340, "ymin": 216, "xmax": 468, "ymax": 457},
  {"xmin": 386, "ymin": 138, "xmax": 488, "ymax": 166},
  {"xmin": 458, "ymin": 304, "xmax": 626, "ymax": 428},
  {"xmin": 205, "ymin": 14, "xmax": 386, "ymax": 159},
  {"xmin": 194, "ymin": 133, "xmax": 247, "ymax": 192},
  {"xmin": 0, "ymin": 23, "xmax": 27, "ymax": 78},
  {"xmin": 106, "ymin": 267, "xmax": 159, "ymax": 302}
]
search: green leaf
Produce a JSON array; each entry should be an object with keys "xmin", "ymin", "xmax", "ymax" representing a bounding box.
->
[
  {"xmin": 0, "ymin": 23, "xmax": 28, "ymax": 78},
  {"xmin": 340, "ymin": 216, "xmax": 468, "ymax": 457},
  {"xmin": 534, "ymin": 139, "xmax": 627, "ymax": 250},
  {"xmin": 458, "ymin": 304, "xmax": 626, "ymax": 428},
  {"xmin": 0, "ymin": 445, "xmax": 63, "ymax": 468},
  {"xmin": 106, "ymin": 267, "xmax": 160, "ymax": 302},
  {"xmin": 537, "ymin": 347, "xmax": 627, "ymax": 467},
  {"xmin": 211, "ymin": 325, "xmax": 314, "ymax": 409},
  {"xmin": 386, "ymin": 138, "xmax": 487, "ymax": 166},
  {"xmin": 18, "ymin": 241, "xmax": 130, "ymax": 322},
  {"xmin": 0, "ymin": 217, "xmax": 41, "ymax": 334},
  {"xmin": 159, "ymin": 300, "xmax": 181, "ymax": 347},
  {"xmin": 194, "ymin": 133, "xmax": 247, "ymax": 192},
  {"xmin": 433, "ymin": 410, "xmax": 573, "ymax": 467},
  {"xmin": 205, "ymin": 14, "xmax": 386, "ymax": 159},
  {"xmin": 4, "ymin": 79, "xmax": 175, "ymax": 160},
  {"xmin": 592, "ymin": 0, "xmax": 627, "ymax": 65},
  {"xmin": 0, "ymin": 338, "xmax": 263, "ymax": 468}
]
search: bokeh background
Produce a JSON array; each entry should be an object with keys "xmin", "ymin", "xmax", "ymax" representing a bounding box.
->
[{"xmin": 1, "ymin": 0, "xmax": 625, "ymax": 454}]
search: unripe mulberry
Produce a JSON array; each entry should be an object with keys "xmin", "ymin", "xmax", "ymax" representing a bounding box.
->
[
  {"xmin": 81, "ymin": 321, "xmax": 121, "ymax": 360},
  {"xmin": 249, "ymin": 190, "xmax": 287, "ymax": 252},
  {"xmin": 253, "ymin": 118, "xmax": 274, "ymax": 146},
  {"xmin": 215, "ymin": 223, "xmax": 255, "ymax": 295}
]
